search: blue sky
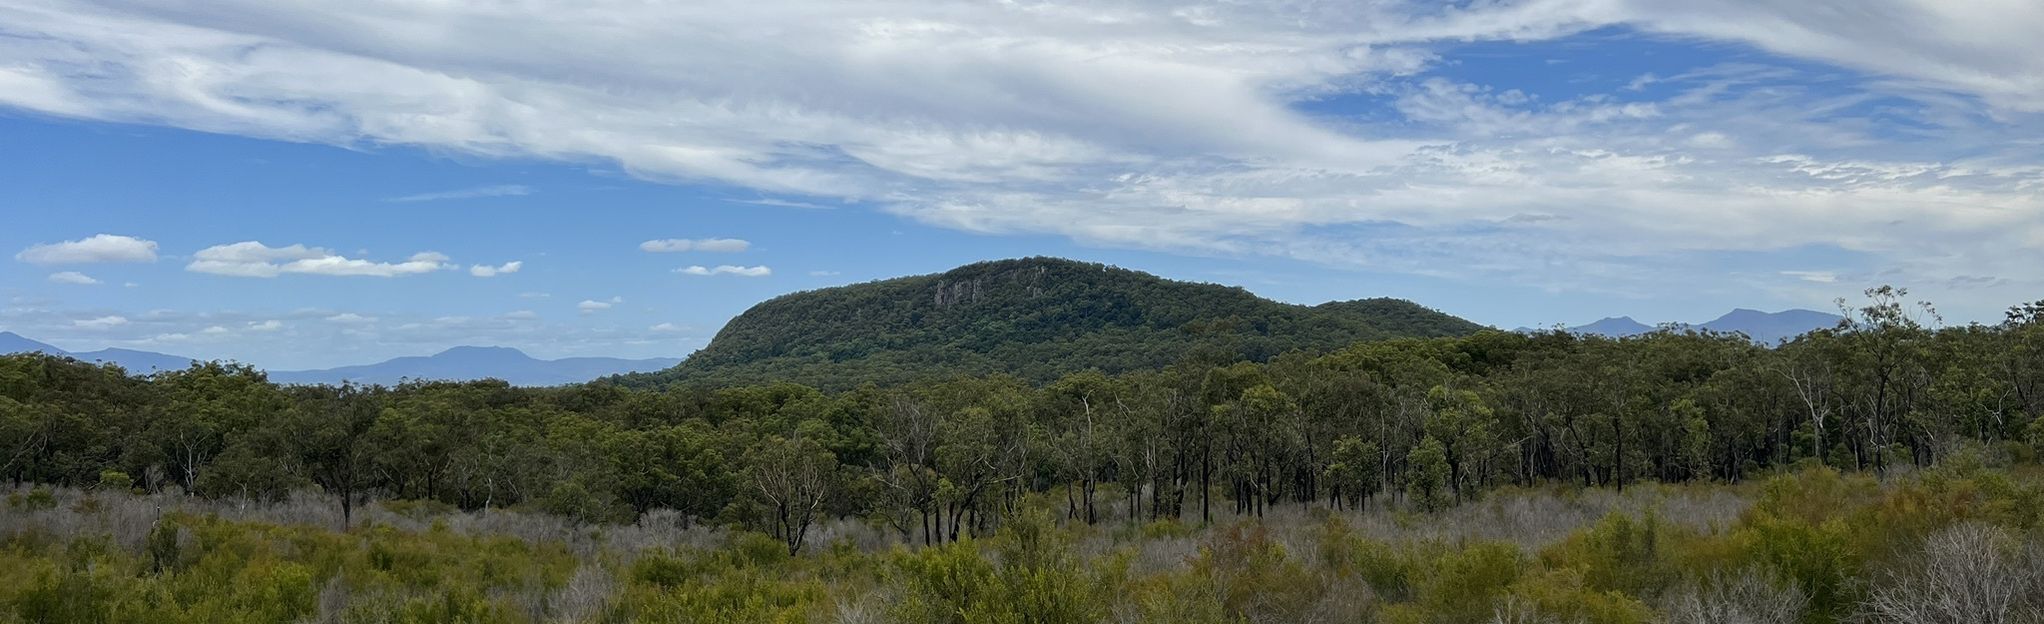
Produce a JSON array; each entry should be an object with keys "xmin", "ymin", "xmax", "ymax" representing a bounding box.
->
[{"xmin": 2, "ymin": 1, "xmax": 2040, "ymax": 369}]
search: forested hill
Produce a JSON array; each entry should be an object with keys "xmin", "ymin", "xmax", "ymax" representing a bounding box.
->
[{"xmin": 619, "ymin": 257, "xmax": 1483, "ymax": 389}]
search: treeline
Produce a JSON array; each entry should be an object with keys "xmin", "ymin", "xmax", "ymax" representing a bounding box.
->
[{"xmin": 6, "ymin": 288, "xmax": 2043, "ymax": 555}]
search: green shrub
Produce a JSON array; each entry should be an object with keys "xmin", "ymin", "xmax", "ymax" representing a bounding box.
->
[
  {"xmin": 96, "ymin": 470, "xmax": 134, "ymax": 492},
  {"xmin": 6, "ymin": 487, "xmax": 56, "ymax": 511},
  {"xmin": 1541, "ymin": 510, "xmax": 1683, "ymax": 597}
]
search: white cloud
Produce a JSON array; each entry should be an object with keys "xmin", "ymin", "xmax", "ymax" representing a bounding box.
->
[
  {"xmin": 576, "ymin": 296, "xmax": 623, "ymax": 314},
  {"xmin": 808, "ymin": 270, "xmax": 842, "ymax": 277},
  {"xmin": 248, "ymin": 319, "xmax": 284, "ymax": 331},
  {"xmin": 73, "ymin": 315, "xmax": 128, "ymax": 329},
  {"xmin": 677, "ymin": 265, "xmax": 772, "ymax": 277},
  {"xmin": 503, "ymin": 310, "xmax": 539, "ymax": 320},
  {"xmin": 650, "ymin": 322, "xmax": 684, "ymax": 332},
  {"xmin": 1686, "ymin": 132, "xmax": 1734, "ymax": 149},
  {"xmin": 518, "ymin": 292, "xmax": 551, "ymax": 299},
  {"xmin": 730, "ymin": 198, "xmax": 831, "ymax": 210},
  {"xmin": 47, "ymin": 271, "xmax": 99, "ymax": 285},
  {"xmin": 201, "ymin": 325, "xmax": 230, "ymax": 335},
  {"xmin": 188, "ymin": 241, "xmax": 454, "ymax": 277},
  {"xmin": 386, "ymin": 184, "xmax": 533, "ymax": 202},
  {"xmin": 325, "ymin": 312, "xmax": 377, "ymax": 324},
  {"xmin": 1781, "ymin": 270, "xmax": 1839, "ymax": 284},
  {"xmin": 640, "ymin": 238, "xmax": 751, "ymax": 253},
  {"xmin": 470, "ymin": 260, "xmax": 523, "ymax": 277},
  {"xmin": 17, "ymin": 234, "xmax": 158, "ymax": 264}
]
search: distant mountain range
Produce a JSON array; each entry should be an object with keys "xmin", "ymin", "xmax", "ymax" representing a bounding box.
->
[
  {"xmin": 0, "ymin": 331, "xmax": 198, "ymax": 373},
  {"xmin": 1522, "ymin": 308, "xmax": 1845, "ymax": 344},
  {"xmin": 0, "ymin": 332, "xmax": 679, "ymax": 386},
  {"xmin": 268, "ymin": 346, "xmax": 681, "ymax": 387}
]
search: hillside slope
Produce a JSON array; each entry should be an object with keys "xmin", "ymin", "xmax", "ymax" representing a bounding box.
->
[{"xmin": 620, "ymin": 257, "xmax": 1484, "ymax": 389}]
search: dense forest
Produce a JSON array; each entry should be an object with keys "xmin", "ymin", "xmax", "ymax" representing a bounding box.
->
[
  {"xmin": 4, "ymin": 286, "xmax": 2044, "ymax": 623},
  {"xmin": 618, "ymin": 257, "xmax": 1484, "ymax": 389}
]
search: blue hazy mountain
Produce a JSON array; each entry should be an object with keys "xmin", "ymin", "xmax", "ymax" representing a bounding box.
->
[
  {"xmin": 1700, "ymin": 308, "xmax": 1844, "ymax": 344},
  {"xmin": 268, "ymin": 346, "xmax": 683, "ymax": 387},
  {"xmin": 0, "ymin": 331, "xmax": 196, "ymax": 372},
  {"xmin": 1570, "ymin": 317, "xmax": 1657, "ymax": 338},
  {"xmin": 1531, "ymin": 309, "xmax": 1843, "ymax": 343},
  {"xmin": 0, "ymin": 331, "xmax": 65, "ymax": 355},
  {"xmin": 2, "ymin": 332, "xmax": 677, "ymax": 386},
  {"xmin": 70, "ymin": 347, "xmax": 200, "ymax": 373}
]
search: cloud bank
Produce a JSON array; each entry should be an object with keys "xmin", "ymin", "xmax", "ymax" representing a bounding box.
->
[{"xmin": 187, "ymin": 242, "xmax": 455, "ymax": 278}]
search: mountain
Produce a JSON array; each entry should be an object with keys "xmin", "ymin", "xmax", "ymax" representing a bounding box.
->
[
  {"xmin": 0, "ymin": 331, "xmax": 66, "ymax": 356},
  {"xmin": 1700, "ymin": 308, "xmax": 1843, "ymax": 344},
  {"xmin": 69, "ymin": 348, "xmax": 197, "ymax": 373},
  {"xmin": 618, "ymin": 257, "xmax": 1485, "ymax": 390},
  {"xmin": 3, "ymin": 331, "xmax": 675, "ymax": 385},
  {"xmin": 0, "ymin": 331, "xmax": 196, "ymax": 372},
  {"xmin": 271, "ymin": 346, "xmax": 683, "ymax": 387},
  {"xmin": 1529, "ymin": 308, "xmax": 1843, "ymax": 344},
  {"xmin": 1568, "ymin": 317, "xmax": 1657, "ymax": 338}
]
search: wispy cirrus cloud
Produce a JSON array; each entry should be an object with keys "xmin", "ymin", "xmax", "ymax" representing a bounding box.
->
[
  {"xmin": 641, "ymin": 238, "xmax": 751, "ymax": 253},
  {"xmin": 728, "ymin": 197, "xmax": 832, "ymax": 210},
  {"xmin": 1, "ymin": 0, "xmax": 2040, "ymax": 318},
  {"xmin": 73, "ymin": 315, "xmax": 128, "ymax": 329},
  {"xmin": 385, "ymin": 184, "xmax": 533, "ymax": 202},
  {"xmin": 48, "ymin": 271, "xmax": 99, "ymax": 285}
]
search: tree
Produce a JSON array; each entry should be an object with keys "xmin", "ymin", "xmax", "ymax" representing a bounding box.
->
[
  {"xmin": 1039, "ymin": 372, "xmax": 1116, "ymax": 524},
  {"xmin": 151, "ymin": 362, "xmax": 290, "ymax": 492},
  {"xmin": 1672, "ymin": 398, "xmax": 1713, "ymax": 481},
  {"xmin": 1407, "ymin": 436, "xmax": 1450, "ymax": 512},
  {"xmin": 1423, "ymin": 385, "xmax": 1497, "ymax": 502},
  {"xmin": 288, "ymin": 384, "xmax": 383, "ymax": 527},
  {"xmin": 748, "ymin": 428, "xmax": 840, "ymax": 555},
  {"xmin": 1325, "ymin": 436, "xmax": 1380, "ymax": 510}
]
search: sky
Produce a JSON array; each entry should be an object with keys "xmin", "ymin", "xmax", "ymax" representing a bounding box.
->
[{"xmin": 2, "ymin": 0, "xmax": 2040, "ymax": 370}]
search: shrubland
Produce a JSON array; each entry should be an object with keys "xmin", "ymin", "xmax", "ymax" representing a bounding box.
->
[{"xmin": 3, "ymin": 463, "xmax": 2040, "ymax": 623}]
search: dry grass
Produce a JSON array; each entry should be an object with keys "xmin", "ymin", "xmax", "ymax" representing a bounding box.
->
[{"xmin": 1858, "ymin": 523, "xmax": 2044, "ymax": 624}]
